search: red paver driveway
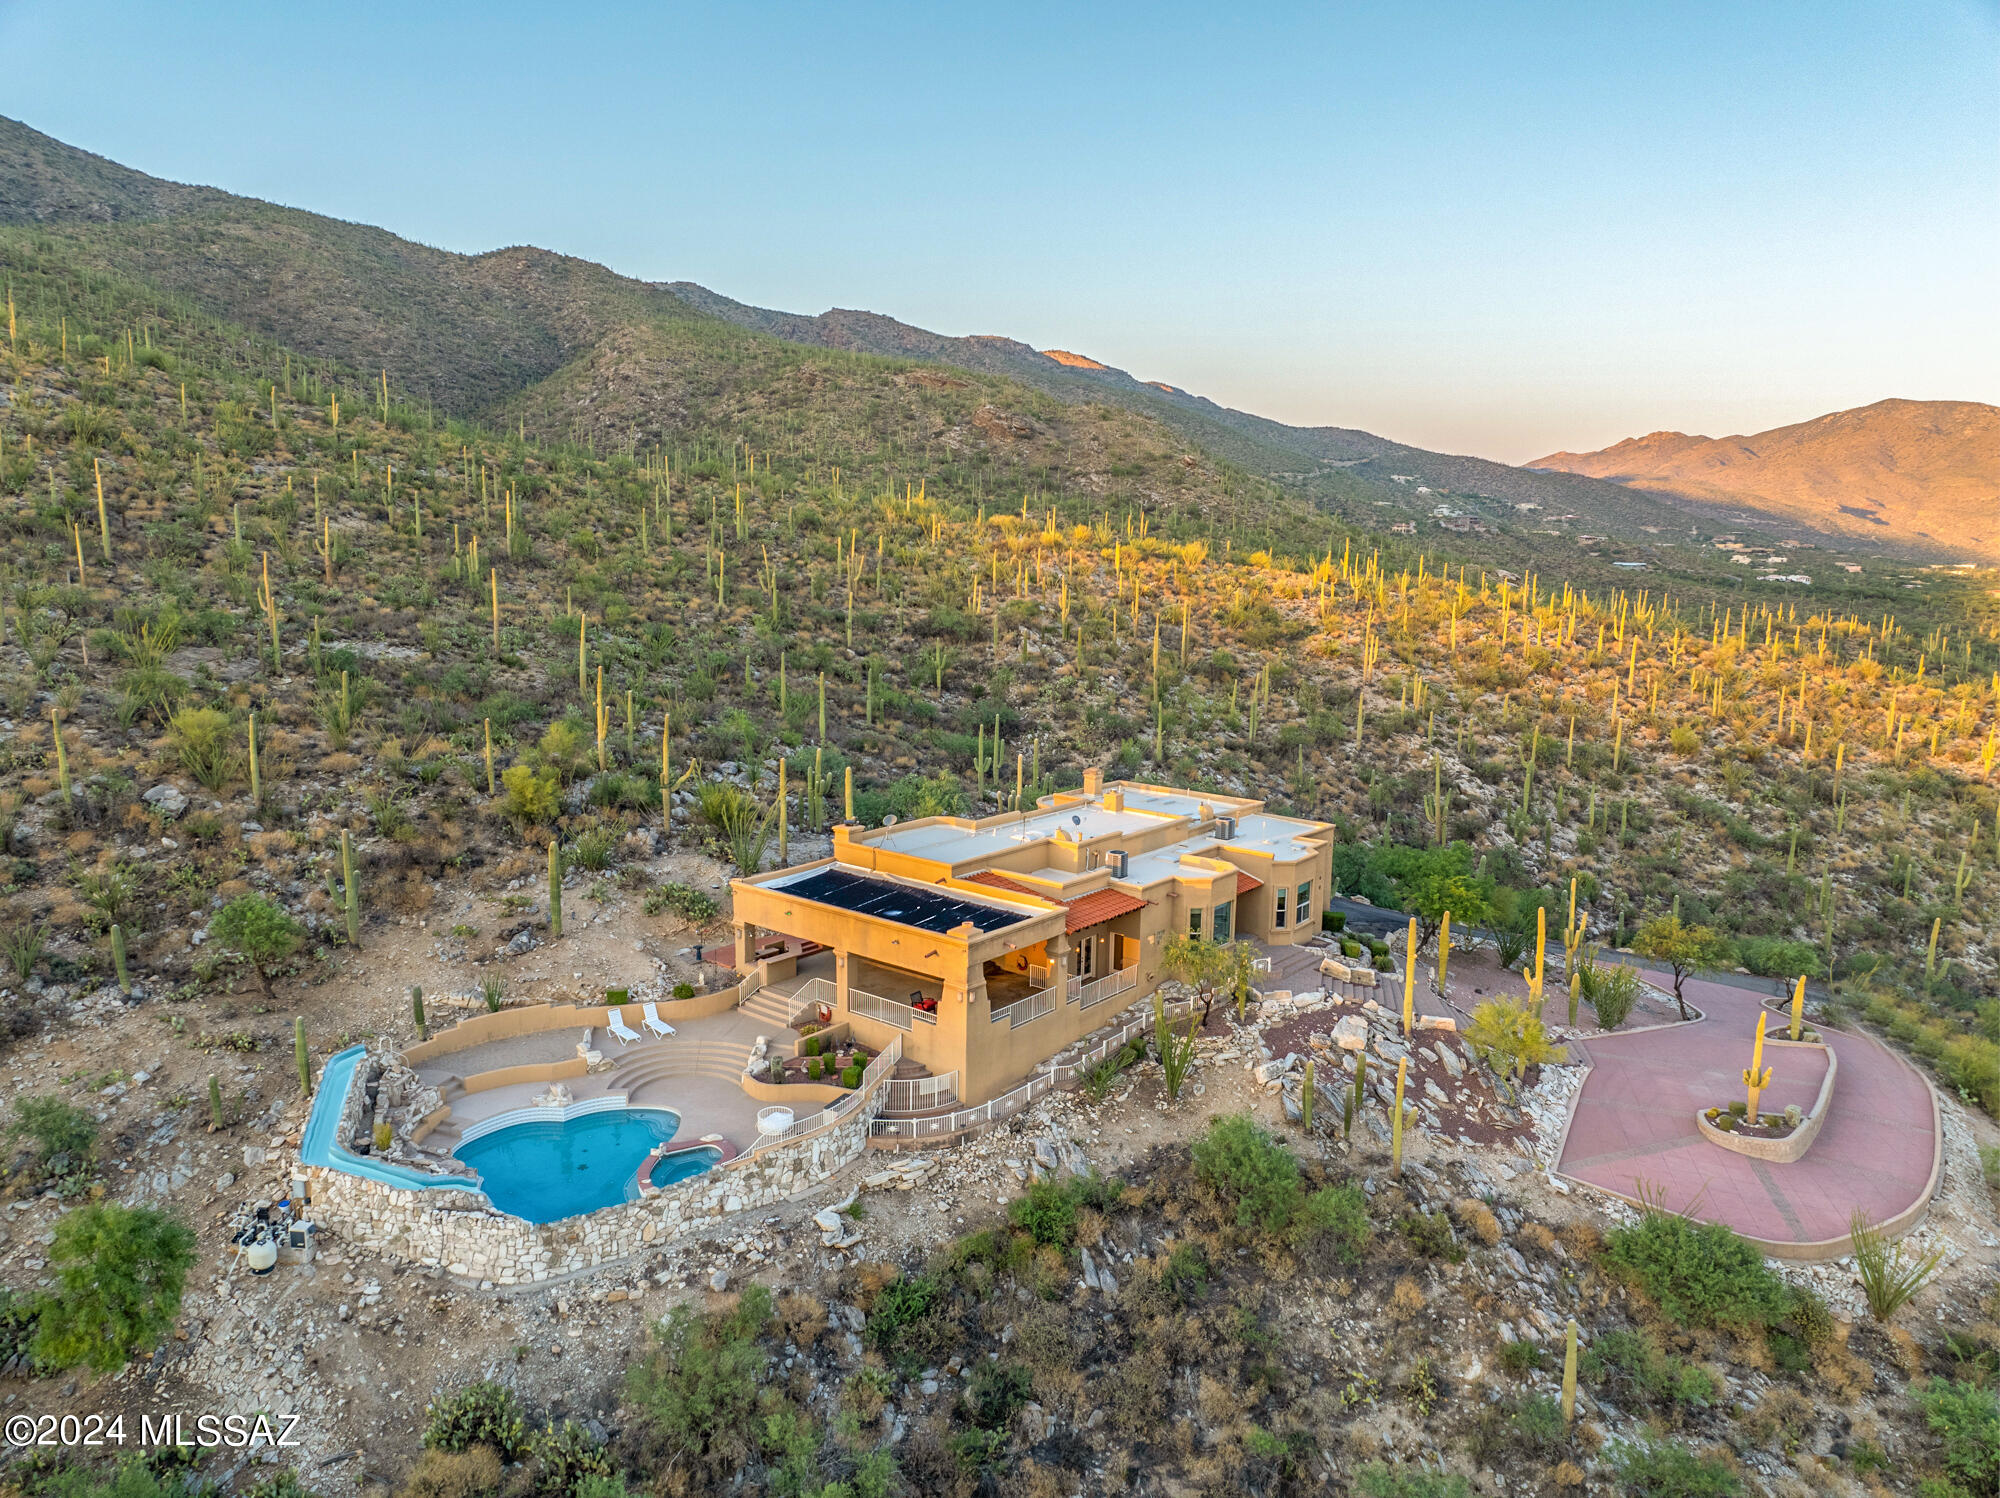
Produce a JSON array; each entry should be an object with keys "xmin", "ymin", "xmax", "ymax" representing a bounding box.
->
[{"xmin": 1556, "ymin": 972, "xmax": 1938, "ymax": 1253}]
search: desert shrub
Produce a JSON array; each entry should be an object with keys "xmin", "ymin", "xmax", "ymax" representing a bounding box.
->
[
  {"xmin": 532, "ymin": 1420, "xmax": 612, "ymax": 1498},
  {"xmin": 1292, "ymin": 1183, "xmax": 1372, "ymax": 1262},
  {"xmin": 864, "ymin": 1274, "xmax": 941, "ymax": 1358},
  {"xmin": 400, "ymin": 1448, "xmax": 504, "ymax": 1498},
  {"xmin": 1464, "ymin": 999, "xmax": 1567, "ymax": 1078},
  {"xmin": 9, "ymin": 1094, "xmax": 98, "ymax": 1177},
  {"xmin": 33, "ymin": 1203, "xmax": 197, "ymax": 1372},
  {"xmin": 1191, "ymin": 1112, "xmax": 1301, "ymax": 1233},
  {"xmin": 1009, "ymin": 1177, "xmax": 1080, "ymax": 1248},
  {"xmin": 626, "ymin": 1287, "xmax": 772, "ymax": 1474},
  {"xmin": 1498, "ymin": 1338, "xmax": 1543, "ymax": 1376},
  {"xmin": 499, "ymin": 763, "xmax": 559, "ymax": 826},
  {"xmin": 963, "ymin": 1361, "xmax": 1032, "ymax": 1429},
  {"xmin": 643, "ymin": 883, "xmax": 719, "ymax": 923},
  {"xmin": 1354, "ymin": 1464, "xmax": 1471, "ymax": 1498},
  {"xmin": 1916, "ymin": 1379, "xmax": 2000, "ymax": 1496},
  {"xmin": 423, "ymin": 1380, "xmax": 530, "ymax": 1459},
  {"xmin": 1590, "ymin": 963, "xmax": 1643, "ymax": 1030},
  {"xmin": 840, "ymin": 1064, "xmax": 862, "ymax": 1088},
  {"xmin": 569, "ymin": 826, "xmax": 617, "ymax": 872},
  {"xmin": 1669, "ymin": 727, "xmax": 1701, "ymax": 756},
  {"xmin": 1581, "ymin": 1328, "xmax": 1720, "ymax": 1415},
  {"xmin": 1609, "ymin": 1438, "xmax": 1741, "ymax": 1497},
  {"xmin": 1602, "ymin": 1208, "xmax": 1791, "ymax": 1330},
  {"xmin": 1397, "ymin": 1210, "xmax": 1466, "ymax": 1263},
  {"xmin": 1939, "ymin": 1034, "xmax": 2000, "ymax": 1115},
  {"xmin": 37, "ymin": 1457, "xmax": 201, "ymax": 1498},
  {"xmin": 168, "ymin": 706, "xmax": 233, "ymax": 789}
]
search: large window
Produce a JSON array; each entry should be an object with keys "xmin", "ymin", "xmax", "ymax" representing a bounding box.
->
[
  {"xmin": 1214, "ymin": 900, "xmax": 1233, "ymax": 943},
  {"xmin": 1275, "ymin": 887, "xmax": 1288, "ymax": 929},
  {"xmin": 1297, "ymin": 881, "xmax": 1313, "ymax": 926}
]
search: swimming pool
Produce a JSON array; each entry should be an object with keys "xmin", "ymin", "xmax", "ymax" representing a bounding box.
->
[{"xmin": 452, "ymin": 1108, "xmax": 719, "ymax": 1223}]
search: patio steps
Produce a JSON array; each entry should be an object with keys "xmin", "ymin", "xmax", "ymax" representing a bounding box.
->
[
  {"xmin": 609, "ymin": 1041, "xmax": 757, "ymax": 1100},
  {"xmin": 738, "ymin": 985, "xmax": 804, "ymax": 1029}
]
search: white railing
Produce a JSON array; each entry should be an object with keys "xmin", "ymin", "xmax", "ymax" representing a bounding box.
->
[
  {"xmin": 786, "ymin": 977, "xmax": 838, "ymax": 1028},
  {"xmin": 990, "ymin": 984, "xmax": 1059, "ymax": 1028},
  {"xmin": 873, "ymin": 998, "xmax": 1197, "ymax": 1140},
  {"xmin": 847, "ymin": 986, "xmax": 937, "ymax": 1029},
  {"xmin": 881, "ymin": 1071, "xmax": 958, "ymax": 1113},
  {"xmin": 744, "ymin": 1034, "xmax": 902, "ymax": 1154},
  {"xmin": 1073, "ymin": 967, "xmax": 1138, "ymax": 1010}
]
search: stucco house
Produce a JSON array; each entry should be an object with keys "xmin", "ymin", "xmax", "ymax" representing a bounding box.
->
[{"xmin": 728, "ymin": 771, "xmax": 1334, "ymax": 1107}]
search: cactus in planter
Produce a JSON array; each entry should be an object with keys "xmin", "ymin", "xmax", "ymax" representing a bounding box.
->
[
  {"xmin": 295, "ymin": 1016, "xmax": 312, "ymax": 1097},
  {"xmin": 548, "ymin": 839, "xmax": 562, "ymax": 938},
  {"xmin": 110, "ymin": 923, "xmax": 128, "ymax": 994},
  {"xmin": 412, "ymin": 985, "xmax": 427, "ymax": 1041},
  {"xmin": 1741, "ymin": 1014, "xmax": 1771, "ymax": 1123}
]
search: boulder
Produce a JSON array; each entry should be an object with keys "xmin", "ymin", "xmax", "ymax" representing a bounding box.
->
[{"xmin": 142, "ymin": 784, "xmax": 189, "ymax": 819}]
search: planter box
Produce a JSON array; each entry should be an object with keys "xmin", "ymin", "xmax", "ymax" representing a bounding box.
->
[{"xmin": 1696, "ymin": 1028, "xmax": 1836, "ymax": 1163}]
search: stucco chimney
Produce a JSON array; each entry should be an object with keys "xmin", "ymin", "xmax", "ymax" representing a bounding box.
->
[{"xmin": 1083, "ymin": 767, "xmax": 1103, "ymax": 796}]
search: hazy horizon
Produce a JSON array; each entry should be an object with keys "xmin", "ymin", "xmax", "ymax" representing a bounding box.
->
[{"xmin": 4, "ymin": 0, "xmax": 1994, "ymax": 465}]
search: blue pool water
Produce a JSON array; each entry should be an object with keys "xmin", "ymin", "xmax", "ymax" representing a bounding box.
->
[{"xmin": 452, "ymin": 1108, "xmax": 718, "ymax": 1223}]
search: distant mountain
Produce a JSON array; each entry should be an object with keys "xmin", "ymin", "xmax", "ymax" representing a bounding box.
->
[
  {"xmin": 0, "ymin": 113, "xmax": 1817, "ymax": 563},
  {"xmin": 1533, "ymin": 400, "xmax": 2000, "ymax": 561}
]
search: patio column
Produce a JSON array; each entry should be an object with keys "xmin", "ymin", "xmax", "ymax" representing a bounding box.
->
[
  {"xmin": 935, "ymin": 977, "xmax": 974, "ymax": 1090},
  {"xmin": 834, "ymin": 949, "xmax": 851, "ymax": 1015},
  {"xmin": 1047, "ymin": 932, "xmax": 1073, "ymax": 991},
  {"xmin": 734, "ymin": 922, "xmax": 759, "ymax": 969}
]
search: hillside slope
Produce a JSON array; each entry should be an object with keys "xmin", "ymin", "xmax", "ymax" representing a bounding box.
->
[{"xmin": 1534, "ymin": 398, "xmax": 2000, "ymax": 560}]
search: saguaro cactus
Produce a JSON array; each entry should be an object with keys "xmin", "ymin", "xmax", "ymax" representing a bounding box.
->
[
  {"xmin": 110, "ymin": 923, "xmax": 128, "ymax": 993},
  {"xmin": 1345, "ymin": 1051, "xmax": 1366, "ymax": 1140},
  {"xmin": 294, "ymin": 1016, "xmax": 312, "ymax": 1097},
  {"xmin": 1300, "ymin": 1057, "xmax": 1315, "ymax": 1132},
  {"xmin": 1788, "ymin": 974, "xmax": 1806, "ymax": 1041},
  {"xmin": 412, "ymin": 985, "xmax": 427, "ymax": 1041},
  {"xmin": 247, "ymin": 713, "xmax": 261, "ymax": 807},
  {"xmin": 208, "ymin": 1074, "xmax": 224, "ymax": 1131},
  {"xmin": 340, "ymin": 830, "xmax": 360, "ymax": 949},
  {"xmin": 1391, "ymin": 1056, "xmax": 1409, "ymax": 1174},
  {"xmin": 1742, "ymin": 1014, "xmax": 1772, "ymax": 1122},
  {"xmin": 1437, "ymin": 910, "xmax": 1451, "ymax": 994},
  {"xmin": 1562, "ymin": 1319, "xmax": 1579, "ymax": 1422},
  {"xmin": 548, "ymin": 839, "xmax": 563, "ymax": 938}
]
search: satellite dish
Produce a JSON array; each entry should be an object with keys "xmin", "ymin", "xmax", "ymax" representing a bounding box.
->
[
  {"xmin": 1072, "ymin": 815, "xmax": 1082, "ymax": 825},
  {"xmin": 883, "ymin": 813, "xmax": 899, "ymax": 825}
]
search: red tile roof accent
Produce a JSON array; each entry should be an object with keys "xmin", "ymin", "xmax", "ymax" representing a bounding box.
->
[
  {"xmin": 962, "ymin": 870, "xmax": 1146, "ymax": 932},
  {"xmin": 962, "ymin": 870, "xmax": 1049, "ymax": 900},
  {"xmin": 1061, "ymin": 888, "xmax": 1146, "ymax": 932},
  {"xmin": 1232, "ymin": 869, "xmax": 1264, "ymax": 893}
]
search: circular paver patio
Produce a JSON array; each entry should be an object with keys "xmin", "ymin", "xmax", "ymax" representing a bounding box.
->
[{"xmin": 1554, "ymin": 971, "xmax": 1940, "ymax": 1257}]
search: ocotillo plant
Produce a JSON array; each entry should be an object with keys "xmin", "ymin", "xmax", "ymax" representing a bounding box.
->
[
  {"xmin": 340, "ymin": 829, "xmax": 360, "ymax": 948},
  {"xmin": 412, "ymin": 985, "xmax": 427, "ymax": 1041},
  {"xmin": 110, "ymin": 923, "xmax": 128, "ymax": 994},
  {"xmin": 548, "ymin": 839, "xmax": 563, "ymax": 939},
  {"xmin": 1742, "ymin": 1015, "xmax": 1772, "ymax": 1121},
  {"xmin": 294, "ymin": 1016, "xmax": 312, "ymax": 1097}
]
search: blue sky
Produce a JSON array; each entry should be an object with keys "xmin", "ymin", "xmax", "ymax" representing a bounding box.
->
[{"xmin": 3, "ymin": 1, "xmax": 1994, "ymax": 462}]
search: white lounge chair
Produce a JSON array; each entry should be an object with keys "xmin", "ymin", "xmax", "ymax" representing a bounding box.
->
[
  {"xmin": 606, "ymin": 1009, "xmax": 642, "ymax": 1046},
  {"xmin": 641, "ymin": 1002, "xmax": 676, "ymax": 1039}
]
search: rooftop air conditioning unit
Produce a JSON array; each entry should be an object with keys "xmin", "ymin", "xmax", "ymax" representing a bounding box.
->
[
  {"xmin": 1217, "ymin": 817, "xmax": 1237, "ymax": 840},
  {"xmin": 1108, "ymin": 850, "xmax": 1129, "ymax": 878}
]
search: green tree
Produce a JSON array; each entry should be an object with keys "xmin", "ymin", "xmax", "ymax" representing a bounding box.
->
[
  {"xmin": 536, "ymin": 718, "xmax": 590, "ymax": 783},
  {"xmin": 1632, "ymin": 915, "xmax": 1730, "ymax": 1021},
  {"xmin": 209, "ymin": 894, "xmax": 305, "ymax": 1000},
  {"xmin": 1162, "ymin": 933, "xmax": 1234, "ymax": 1021},
  {"xmin": 1464, "ymin": 999, "xmax": 1568, "ymax": 1080},
  {"xmin": 33, "ymin": 1203, "xmax": 197, "ymax": 1372},
  {"xmin": 1330, "ymin": 842, "xmax": 1494, "ymax": 951}
]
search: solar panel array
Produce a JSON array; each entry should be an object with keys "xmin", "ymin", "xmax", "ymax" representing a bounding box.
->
[{"xmin": 779, "ymin": 868, "xmax": 1023, "ymax": 934}]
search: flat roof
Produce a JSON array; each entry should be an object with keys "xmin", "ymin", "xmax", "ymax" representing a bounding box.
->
[{"xmin": 766, "ymin": 866, "xmax": 1025, "ymax": 935}]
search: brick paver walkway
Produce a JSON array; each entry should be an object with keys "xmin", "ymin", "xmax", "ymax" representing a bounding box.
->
[{"xmin": 1556, "ymin": 973, "xmax": 1938, "ymax": 1251}]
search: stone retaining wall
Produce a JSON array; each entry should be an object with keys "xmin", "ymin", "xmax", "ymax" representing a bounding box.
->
[{"xmin": 305, "ymin": 1065, "xmax": 886, "ymax": 1285}]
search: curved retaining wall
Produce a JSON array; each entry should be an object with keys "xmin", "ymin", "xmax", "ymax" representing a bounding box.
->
[{"xmin": 405, "ymin": 989, "xmax": 748, "ymax": 1068}]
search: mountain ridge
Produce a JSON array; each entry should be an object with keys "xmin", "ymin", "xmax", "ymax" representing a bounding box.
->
[{"xmin": 1533, "ymin": 398, "xmax": 2000, "ymax": 561}]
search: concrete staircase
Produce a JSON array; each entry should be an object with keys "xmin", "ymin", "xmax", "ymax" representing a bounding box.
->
[
  {"xmin": 737, "ymin": 983, "xmax": 807, "ymax": 1029},
  {"xmin": 609, "ymin": 1039, "xmax": 758, "ymax": 1106}
]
